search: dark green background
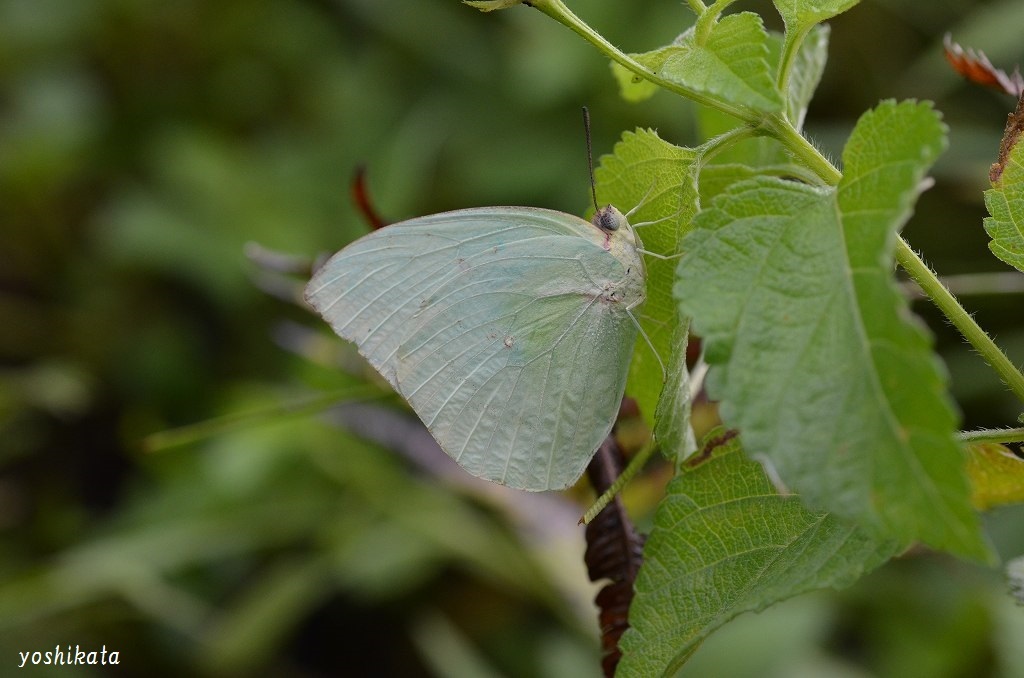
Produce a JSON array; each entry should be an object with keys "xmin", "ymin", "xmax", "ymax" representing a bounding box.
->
[{"xmin": 2, "ymin": 0, "xmax": 1022, "ymax": 675}]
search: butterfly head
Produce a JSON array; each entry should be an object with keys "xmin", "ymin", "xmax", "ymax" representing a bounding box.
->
[
  {"xmin": 590, "ymin": 204, "xmax": 642, "ymax": 261},
  {"xmin": 593, "ymin": 205, "xmax": 627, "ymax": 233}
]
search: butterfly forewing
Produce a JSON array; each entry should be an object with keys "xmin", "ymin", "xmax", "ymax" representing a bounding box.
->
[{"xmin": 306, "ymin": 208, "xmax": 585, "ymax": 383}]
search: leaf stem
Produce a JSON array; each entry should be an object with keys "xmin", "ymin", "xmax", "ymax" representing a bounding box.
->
[
  {"xmin": 895, "ymin": 239, "xmax": 1024, "ymax": 404},
  {"xmin": 528, "ymin": 0, "xmax": 753, "ymax": 122},
  {"xmin": 697, "ymin": 124, "xmax": 759, "ymax": 162},
  {"xmin": 776, "ymin": 27, "xmax": 811, "ymax": 114},
  {"xmin": 763, "ymin": 114, "xmax": 842, "ymax": 184},
  {"xmin": 902, "ymin": 271, "xmax": 1024, "ymax": 298},
  {"xmin": 580, "ymin": 441, "xmax": 657, "ymax": 524},
  {"xmin": 959, "ymin": 427, "xmax": 1024, "ymax": 445}
]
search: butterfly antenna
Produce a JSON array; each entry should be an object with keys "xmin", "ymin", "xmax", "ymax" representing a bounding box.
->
[{"xmin": 583, "ymin": 106, "xmax": 600, "ymax": 211}]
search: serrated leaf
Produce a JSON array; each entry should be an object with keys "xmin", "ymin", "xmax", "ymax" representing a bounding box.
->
[
  {"xmin": 966, "ymin": 442, "xmax": 1024, "ymax": 510},
  {"xmin": 984, "ymin": 110, "xmax": 1024, "ymax": 272},
  {"xmin": 618, "ymin": 435, "xmax": 897, "ymax": 677},
  {"xmin": 595, "ymin": 130, "xmax": 699, "ymax": 456},
  {"xmin": 676, "ymin": 101, "xmax": 989, "ymax": 559},
  {"xmin": 773, "ymin": 0, "xmax": 859, "ymax": 32},
  {"xmin": 627, "ymin": 13, "xmax": 782, "ymax": 114},
  {"xmin": 697, "ymin": 26, "xmax": 827, "ymax": 167}
]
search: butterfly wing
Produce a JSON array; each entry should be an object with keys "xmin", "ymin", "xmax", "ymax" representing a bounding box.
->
[
  {"xmin": 395, "ymin": 236, "xmax": 639, "ymax": 491},
  {"xmin": 306, "ymin": 206, "xmax": 641, "ymax": 491},
  {"xmin": 305, "ymin": 207, "xmax": 602, "ymax": 387}
]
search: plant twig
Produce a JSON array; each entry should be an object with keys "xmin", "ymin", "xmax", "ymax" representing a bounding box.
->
[
  {"xmin": 896, "ymin": 239, "xmax": 1024, "ymax": 404},
  {"xmin": 959, "ymin": 427, "xmax": 1024, "ymax": 445}
]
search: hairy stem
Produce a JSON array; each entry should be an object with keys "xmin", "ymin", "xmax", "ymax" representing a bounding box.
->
[
  {"xmin": 896, "ymin": 240, "xmax": 1024, "ymax": 404},
  {"xmin": 776, "ymin": 27, "xmax": 811, "ymax": 111},
  {"xmin": 959, "ymin": 427, "xmax": 1024, "ymax": 445}
]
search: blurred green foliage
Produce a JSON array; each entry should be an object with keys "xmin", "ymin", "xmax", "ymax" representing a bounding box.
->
[{"xmin": 0, "ymin": 0, "xmax": 1022, "ymax": 675}]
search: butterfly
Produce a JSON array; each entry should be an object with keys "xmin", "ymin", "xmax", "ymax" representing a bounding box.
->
[{"xmin": 305, "ymin": 201, "xmax": 646, "ymax": 491}]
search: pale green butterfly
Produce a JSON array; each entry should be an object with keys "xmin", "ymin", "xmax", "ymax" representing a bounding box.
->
[{"xmin": 305, "ymin": 118, "xmax": 649, "ymax": 491}]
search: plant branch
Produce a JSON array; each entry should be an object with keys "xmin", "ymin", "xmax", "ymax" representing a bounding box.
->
[
  {"xmin": 763, "ymin": 114, "xmax": 842, "ymax": 183},
  {"xmin": 896, "ymin": 239, "xmax": 1024, "ymax": 404},
  {"xmin": 959, "ymin": 427, "xmax": 1024, "ymax": 445},
  {"xmin": 902, "ymin": 271, "xmax": 1024, "ymax": 299}
]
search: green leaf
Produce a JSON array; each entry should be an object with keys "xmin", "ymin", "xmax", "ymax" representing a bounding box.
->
[
  {"xmin": 627, "ymin": 13, "xmax": 783, "ymax": 114},
  {"xmin": 611, "ymin": 61, "xmax": 660, "ymax": 103},
  {"xmin": 697, "ymin": 26, "xmax": 827, "ymax": 167},
  {"xmin": 618, "ymin": 434, "xmax": 897, "ymax": 677},
  {"xmin": 773, "ymin": 0, "xmax": 859, "ymax": 32},
  {"xmin": 983, "ymin": 126, "xmax": 1024, "ymax": 273},
  {"xmin": 595, "ymin": 130, "xmax": 699, "ymax": 455},
  {"xmin": 966, "ymin": 442, "xmax": 1024, "ymax": 510},
  {"xmin": 675, "ymin": 101, "xmax": 989, "ymax": 559}
]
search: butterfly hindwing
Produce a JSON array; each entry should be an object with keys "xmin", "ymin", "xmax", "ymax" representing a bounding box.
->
[{"xmin": 395, "ymin": 236, "xmax": 638, "ymax": 490}]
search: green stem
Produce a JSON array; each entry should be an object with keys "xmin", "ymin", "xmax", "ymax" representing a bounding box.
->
[
  {"xmin": 580, "ymin": 442, "xmax": 657, "ymax": 524},
  {"xmin": 896, "ymin": 239, "xmax": 1024, "ymax": 404},
  {"xmin": 903, "ymin": 271, "xmax": 1024, "ymax": 299},
  {"xmin": 697, "ymin": 124, "xmax": 759, "ymax": 162},
  {"xmin": 529, "ymin": 0, "xmax": 754, "ymax": 122},
  {"xmin": 763, "ymin": 114, "xmax": 842, "ymax": 184},
  {"xmin": 959, "ymin": 427, "xmax": 1024, "ymax": 445},
  {"xmin": 776, "ymin": 27, "xmax": 810, "ymax": 114}
]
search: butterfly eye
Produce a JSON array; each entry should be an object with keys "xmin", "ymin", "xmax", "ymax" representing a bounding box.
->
[
  {"xmin": 602, "ymin": 212, "xmax": 619, "ymax": 232},
  {"xmin": 594, "ymin": 206, "xmax": 621, "ymax": 233}
]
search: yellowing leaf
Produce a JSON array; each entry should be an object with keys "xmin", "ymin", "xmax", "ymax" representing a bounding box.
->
[{"xmin": 966, "ymin": 442, "xmax": 1024, "ymax": 510}]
